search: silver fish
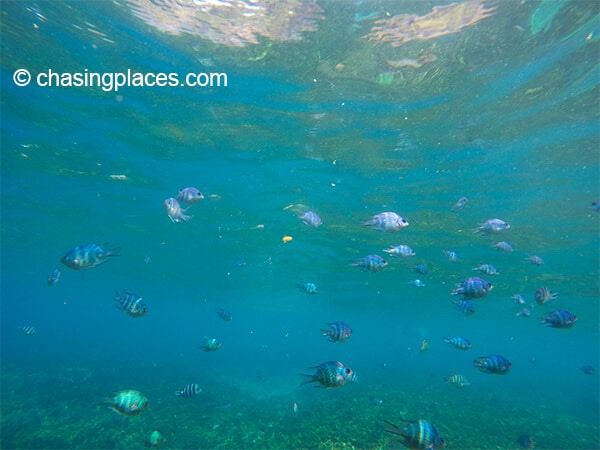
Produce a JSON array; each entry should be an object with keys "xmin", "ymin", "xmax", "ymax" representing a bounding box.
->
[
  {"xmin": 177, "ymin": 187, "xmax": 204, "ymax": 205},
  {"xmin": 363, "ymin": 212, "xmax": 408, "ymax": 232},
  {"xmin": 164, "ymin": 197, "xmax": 190, "ymax": 223}
]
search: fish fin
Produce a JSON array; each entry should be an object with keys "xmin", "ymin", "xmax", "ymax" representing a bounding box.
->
[
  {"xmin": 382, "ymin": 420, "xmax": 403, "ymax": 436},
  {"xmin": 298, "ymin": 373, "xmax": 315, "ymax": 385}
]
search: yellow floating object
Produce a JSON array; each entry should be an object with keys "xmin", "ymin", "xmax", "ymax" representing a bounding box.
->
[{"xmin": 282, "ymin": 236, "xmax": 293, "ymax": 243}]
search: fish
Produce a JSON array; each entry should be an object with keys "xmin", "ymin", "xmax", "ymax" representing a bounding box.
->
[
  {"xmin": 299, "ymin": 211, "xmax": 322, "ymax": 227},
  {"xmin": 383, "ymin": 418, "xmax": 446, "ymax": 449},
  {"xmin": 512, "ymin": 294, "xmax": 526, "ymax": 305},
  {"xmin": 299, "ymin": 361, "xmax": 357, "ymax": 388},
  {"xmin": 321, "ymin": 321, "xmax": 352, "ymax": 343},
  {"xmin": 19, "ymin": 325, "xmax": 36, "ymax": 335},
  {"xmin": 516, "ymin": 308, "xmax": 532, "ymax": 318},
  {"xmin": 494, "ymin": 241, "xmax": 514, "ymax": 252},
  {"xmin": 352, "ymin": 254, "xmax": 388, "ymax": 272},
  {"xmin": 516, "ymin": 434, "xmax": 535, "ymax": 449},
  {"xmin": 47, "ymin": 268, "xmax": 61, "ymax": 286},
  {"xmin": 527, "ymin": 255, "xmax": 544, "ymax": 266},
  {"xmin": 540, "ymin": 310, "xmax": 577, "ymax": 328},
  {"xmin": 175, "ymin": 383, "xmax": 202, "ymax": 398},
  {"xmin": 164, "ymin": 197, "xmax": 190, "ymax": 223},
  {"xmin": 370, "ymin": 397, "xmax": 384, "ymax": 406},
  {"xmin": 297, "ymin": 282, "xmax": 318, "ymax": 294},
  {"xmin": 451, "ymin": 277, "xmax": 493, "ymax": 299},
  {"xmin": 581, "ymin": 365, "xmax": 595, "ymax": 375},
  {"xmin": 473, "ymin": 354, "xmax": 512, "ymax": 374},
  {"xmin": 443, "ymin": 336, "xmax": 471, "ymax": 350},
  {"xmin": 384, "ymin": 245, "xmax": 415, "ymax": 257},
  {"xmin": 200, "ymin": 337, "xmax": 221, "ymax": 352},
  {"xmin": 177, "ymin": 187, "xmax": 204, "ymax": 205},
  {"xmin": 293, "ymin": 402, "xmax": 299, "ymax": 414},
  {"xmin": 114, "ymin": 290, "xmax": 148, "ymax": 318},
  {"xmin": 443, "ymin": 250, "xmax": 459, "ymax": 262},
  {"xmin": 419, "ymin": 339, "xmax": 429, "ymax": 355},
  {"xmin": 476, "ymin": 218, "xmax": 510, "ymax": 234},
  {"xmin": 444, "ymin": 374, "xmax": 470, "ymax": 388},
  {"xmin": 363, "ymin": 212, "xmax": 409, "ymax": 232},
  {"xmin": 61, "ymin": 244, "xmax": 119, "ymax": 270},
  {"xmin": 452, "ymin": 196, "xmax": 469, "ymax": 212},
  {"xmin": 414, "ymin": 263, "xmax": 429, "ymax": 274},
  {"xmin": 109, "ymin": 390, "xmax": 149, "ymax": 416},
  {"xmin": 215, "ymin": 308, "xmax": 232, "ymax": 322},
  {"xmin": 148, "ymin": 430, "xmax": 166, "ymax": 447},
  {"xmin": 453, "ymin": 299, "xmax": 475, "ymax": 316},
  {"xmin": 534, "ymin": 287, "xmax": 558, "ymax": 305},
  {"xmin": 409, "ymin": 279, "xmax": 425, "ymax": 288},
  {"xmin": 472, "ymin": 264, "xmax": 499, "ymax": 276}
]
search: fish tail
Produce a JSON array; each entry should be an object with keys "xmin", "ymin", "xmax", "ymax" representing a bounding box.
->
[
  {"xmin": 107, "ymin": 247, "xmax": 121, "ymax": 257},
  {"xmin": 298, "ymin": 373, "xmax": 315, "ymax": 385}
]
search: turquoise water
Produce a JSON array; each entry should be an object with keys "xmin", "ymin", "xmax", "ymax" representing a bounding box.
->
[{"xmin": 1, "ymin": 0, "xmax": 599, "ymax": 449}]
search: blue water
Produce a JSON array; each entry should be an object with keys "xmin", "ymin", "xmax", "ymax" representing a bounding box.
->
[{"xmin": 1, "ymin": 1, "xmax": 599, "ymax": 449}]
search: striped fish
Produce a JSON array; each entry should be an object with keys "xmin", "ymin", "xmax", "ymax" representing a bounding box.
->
[
  {"xmin": 444, "ymin": 374, "xmax": 470, "ymax": 388},
  {"xmin": 383, "ymin": 418, "xmax": 446, "ymax": 449},
  {"xmin": 352, "ymin": 254, "xmax": 388, "ymax": 272},
  {"xmin": 110, "ymin": 390, "xmax": 149, "ymax": 416},
  {"xmin": 453, "ymin": 299, "xmax": 475, "ymax": 316},
  {"xmin": 321, "ymin": 321, "xmax": 352, "ymax": 343},
  {"xmin": 297, "ymin": 282, "xmax": 318, "ymax": 294},
  {"xmin": 534, "ymin": 287, "xmax": 558, "ymax": 305},
  {"xmin": 19, "ymin": 325, "xmax": 36, "ymax": 335},
  {"xmin": 114, "ymin": 291, "xmax": 148, "ymax": 318},
  {"xmin": 472, "ymin": 264, "xmax": 499, "ymax": 276},
  {"xmin": 540, "ymin": 310, "xmax": 577, "ymax": 328},
  {"xmin": 300, "ymin": 361, "xmax": 357, "ymax": 388},
  {"xmin": 61, "ymin": 244, "xmax": 118, "ymax": 270},
  {"xmin": 444, "ymin": 336, "xmax": 471, "ymax": 350},
  {"xmin": 473, "ymin": 354, "xmax": 512, "ymax": 375},
  {"xmin": 175, "ymin": 383, "xmax": 202, "ymax": 398}
]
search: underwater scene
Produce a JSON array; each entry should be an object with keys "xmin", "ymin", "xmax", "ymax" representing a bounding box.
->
[{"xmin": 1, "ymin": 0, "xmax": 599, "ymax": 449}]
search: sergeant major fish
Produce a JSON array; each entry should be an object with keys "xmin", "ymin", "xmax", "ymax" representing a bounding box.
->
[
  {"xmin": 215, "ymin": 308, "xmax": 232, "ymax": 322},
  {"xmin": 321, "ymin": 321, "xmax": 352, "ymax": 343},
  {"xmin": 114, "ymin": 290, "xmax": 148, "ymax": 318},
  {"xmin": 177, "ymin": 187, "xmax": 204, "ymax": 205},
  {"xmin": 47, "ymin": 268, "xmax": 61, "ymax": 286},
  {"xmin": 444, "ymin": 374, "xmax": 470, "ymax": 388},
  {"xmin": 352, "ymin": 254, "xmax": 388, "ymax": 272},
  {"xmin": 453, "ymin": 299, "xmax": 475, "ymax": 316},
  {"xmin": 476, "ymin": 218, "xmax": 510, "ymax": 234},
  {"xmin": 451, "ymin": 277, "xmax": 493, "ymax": 299},
  {"xmin": 108, "ymin": 389, "xmax": 149, "ymax": 416},
  {"xmin": 297, "ymin": 282, "xmax": 318, "ymax": 294},
  {"xmin": 540, "ymin": 310, "xmax": 577, "ymax": 328},
  {"xmin": 383, "ymin": 418, "xmax": 446, "ymax": 449},
  {"xmin": 534, "ymin": 286, "xmax": 558, "ymax": 305},
  {"xmin": 299, "ymin": 361, "xmax": 357, "ymax": 388},
  {"xmin": 363, "ymin": 212, "xmax": 409, "ymax": 232},
  {"xmin": 452, "ymin": 196, "xmax": 469, "ymax": 212},
  {"xmin": 61, "ymin": 244, "xmax": 119, "ymax": 270},
  {"xmin": 164, "ymin": 197, "xmax": 190, "ymax": 223},
  {"xmin": 175, "ymin": 383, "xmax": 202, "ymax": 398},
  {"xmin": 384, "ymin": 245, "xmax": 415, "ymax": 257},
  {"xmin": 473, "ymin": 354, "xmax": 512, "ymax": 374},
  {"xmin": 200, "ymin": 337, "xmax": 221, "ymax": 352},
  {"xmin": 444, "ymin": 336, "xmax": 471, "ymax": 350},
  {"xmin": 19, "ymin": 325, "xmax": 36, "ymax": 335},
  {"xmin": 472, "ymin": 264, "xmax": 499, "ymax": 276},
  {"xmin": 299, "ymin": 211, "xmax": 322, "ymax": 227}
]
